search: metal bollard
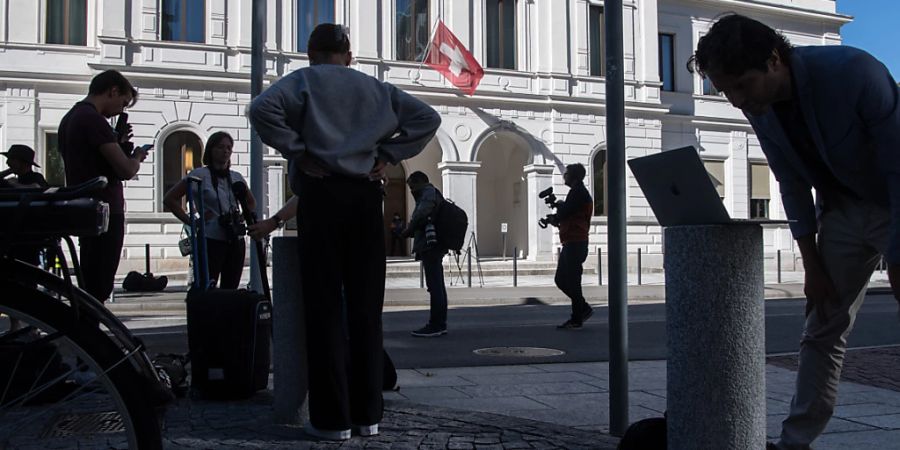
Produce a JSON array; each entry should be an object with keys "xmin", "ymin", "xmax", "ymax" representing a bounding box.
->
[
  {"xmin": 637, "ymin": 247, "xmax": 642, "ymax": 286},
  {"xmin": 597, "ymin": 246, "xmax": 603, "ymax": 286},
  {"xmin": 467, "ymin": 251, "xmax": 472, "ymax": 288},
  {"xmin": 419, "ymin": 261, "xmax": 424, "ymax": 289},
  {"xmin": 145, "ymin": 243, "xmax": 151, "ymax": 274},
  {"xmin": 777, "ymin": 249, "xmax": 782, "ymax": 284},
  {"xmin": 513, "ymin": 247, "xmax": 518, "ymax": 287}
]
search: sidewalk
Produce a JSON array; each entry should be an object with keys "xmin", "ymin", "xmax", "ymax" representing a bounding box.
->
[
  {"xmin": 161, "ymin": 346, "xmax": 900, "ymax": 449},
  {"xmin": 127, "ymin": 275, "xmax": 900, "ymax": 448}
]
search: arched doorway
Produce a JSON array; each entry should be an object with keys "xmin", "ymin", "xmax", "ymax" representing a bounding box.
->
[
  {"xmin": 475, "ymin": 131, "xmax": 530, "ymax": 258},
  {"xmin": 383, "ymin": 163, "xmax": 408, "ymax": 257},
  {"xmin": 162, "ymin": 130, "xmax": 203, "ymax": 211}
]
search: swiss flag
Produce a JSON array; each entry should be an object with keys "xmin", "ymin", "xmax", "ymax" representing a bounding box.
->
[{"xmin": 424, "ymin": 21, "xmax": 484, "ymax": 96}]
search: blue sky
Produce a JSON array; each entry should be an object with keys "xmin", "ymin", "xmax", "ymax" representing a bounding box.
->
[{"xmin": 837, "ymin": 0, "xmax": 899, "ymax": 78}]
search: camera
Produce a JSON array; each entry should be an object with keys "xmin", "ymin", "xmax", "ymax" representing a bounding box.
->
[
  {"xmin": 218, "ymin": 209, "xmax": 247, "ymax": 240},
  {"xmin": 538, "ymin": 187, "xmax": 560, "ymax": 229}
]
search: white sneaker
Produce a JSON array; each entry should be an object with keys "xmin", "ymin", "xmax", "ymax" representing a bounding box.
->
[
  {"xmin": 354, "ymin": 424, "xmax": 379, "ymax": 437},
  {"xmin": 303, "ymin": 422, "xmax": 350, "ymax": 440}
]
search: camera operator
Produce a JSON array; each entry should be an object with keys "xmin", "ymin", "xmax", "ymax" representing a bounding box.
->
[
  {"xmin": 58, "ymin": 70, "xmax": 149, "ymax": 307},
  {"xmin": 553, "ymin": 163, "xmax": 594, "ymax": 330},
  {"xmin": 164, "ymin": 131, "xmax": 255, "ymax": 289}
]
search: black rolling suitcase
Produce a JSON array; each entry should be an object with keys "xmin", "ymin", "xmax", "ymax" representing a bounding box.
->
[{"xmin": 185, "ymin": 176, "xmax": 272, "ymax": 400}]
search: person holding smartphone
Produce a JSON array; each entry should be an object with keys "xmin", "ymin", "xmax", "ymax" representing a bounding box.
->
[{"xmin": 58, "ymin": 70, "xmax": 150, "ymax": 310}]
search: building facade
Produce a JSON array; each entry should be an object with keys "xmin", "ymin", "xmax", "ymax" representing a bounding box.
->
[{"xmin": 0, "ymin": 0, "xmax": 849, "ymax": 273}]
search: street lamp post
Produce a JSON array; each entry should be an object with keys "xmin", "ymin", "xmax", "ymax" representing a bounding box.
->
[
  {"xmin": 605, "ymin": 0, "xmax": 629, "ymax": 437},
  {"xmin": 249, "ymin": 0, "xmax": 266, "ymax": 292}
]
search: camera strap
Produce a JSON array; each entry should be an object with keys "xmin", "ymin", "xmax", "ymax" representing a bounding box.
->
[{"xmin": 210, "ymin": 169, "xmax": 236, "ymax": 216}]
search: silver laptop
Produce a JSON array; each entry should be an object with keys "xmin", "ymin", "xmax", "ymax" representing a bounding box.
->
[{"xmin": 628, "ymin": 146, "xmax": 789, "ymax": 226}]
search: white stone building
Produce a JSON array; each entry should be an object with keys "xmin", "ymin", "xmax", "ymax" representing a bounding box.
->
[{"xmin": 0, "ymin": 0, "xmax": 849, "ymax": 274}]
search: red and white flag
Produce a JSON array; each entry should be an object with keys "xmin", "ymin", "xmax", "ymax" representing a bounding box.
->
[{"xmin": 424, "ymin": 21, "xmax": 484, "ymax": 96}]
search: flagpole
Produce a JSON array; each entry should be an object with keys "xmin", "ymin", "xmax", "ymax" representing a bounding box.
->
[{"xmin": 414, "ymin": 13, "xmax": 442, "ymax": 80}]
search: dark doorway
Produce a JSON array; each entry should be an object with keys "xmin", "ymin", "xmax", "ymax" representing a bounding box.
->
[{"xmin": 383, "ymin": 164, "xmax": 408, "ymax": 257}]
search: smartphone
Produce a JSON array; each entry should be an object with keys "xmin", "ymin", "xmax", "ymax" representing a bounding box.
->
[
  {"xmin": 138, "ymin": 144, "xmax": 154, "ymax": 152},
  {"xmin": 114, "ymin": 112, "xmax": 129, "ymax": 137}
]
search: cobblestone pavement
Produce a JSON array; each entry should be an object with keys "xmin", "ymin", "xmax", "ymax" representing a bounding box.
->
[
  {"xmin": 768, "ymin": 345, "xmax": 900, "ymax": 393},
  {"xmin": 162, "ymin": 393, "xmax": 619, "ymax": 449}
]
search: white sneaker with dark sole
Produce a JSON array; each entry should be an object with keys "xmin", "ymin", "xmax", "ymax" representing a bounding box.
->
[
  {"xmin": 410, "ymin": 325, "xmax": 447, "ymax": 337},
  {"xmin": 354, "ymin": 424, "xmax": 379, "ymax": 436}
]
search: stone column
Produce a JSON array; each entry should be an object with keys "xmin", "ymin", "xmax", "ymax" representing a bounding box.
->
[
  {"xmin": 524, "ymin": 164, "xmax": 556, "ymax": 261},
  {"xmin": 665, "ymin": 224, "xmax": 765, "ymax": 450},
  {"xmin": 271, "ymin": 237, "xmax": 309, "ymax": 425},
  {"xmin": 440, "ymin": 161, "xmax": 480, "ymax": 250}
]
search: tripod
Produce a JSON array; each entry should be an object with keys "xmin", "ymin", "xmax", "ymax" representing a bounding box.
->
[{"xmin": 450, "ymin": 231, "xmax": 484, "ymax": 287}]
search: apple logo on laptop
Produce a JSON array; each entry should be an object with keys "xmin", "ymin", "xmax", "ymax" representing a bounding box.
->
[{"xmin": 670, "ymin": 184, "xmax": 680, "ymax": 196}]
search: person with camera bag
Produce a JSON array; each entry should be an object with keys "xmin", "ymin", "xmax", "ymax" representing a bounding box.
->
[
  {"xmin": 58, "ymin": 70, "xmax": 149, "ymax": 308},
  {"xmin": 164, "ymin": 131, "xmax": 255, "ymax": 289},
  {"xmin": 553, "ymin": 163, "xmax": 594, "ymax": 330},
  {"xmin": 402, "ymin": 171, "xmax": 450, "ymax": 338}
]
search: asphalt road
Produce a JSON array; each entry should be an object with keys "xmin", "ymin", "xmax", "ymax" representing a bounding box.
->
[{"xmin": 130, "ymin": 294, "xmax": 900, "ymax": 369}]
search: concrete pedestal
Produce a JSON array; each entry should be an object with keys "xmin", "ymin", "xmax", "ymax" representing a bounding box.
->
[
  {"xmin": 664, "ymin": 224, "xmax": 765, "ymax": 450},
  {"xmin": 271, "ymin": 237, "xmax": 309, "ymax": 424}
]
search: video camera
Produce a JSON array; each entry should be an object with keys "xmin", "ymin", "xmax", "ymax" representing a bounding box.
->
[{"xmin": 538, "ymin": 187, "xmax": 560, "ymax": 229}]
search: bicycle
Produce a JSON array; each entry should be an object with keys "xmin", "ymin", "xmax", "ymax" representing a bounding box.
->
[{"xmin": 0, "ymin": 177, "xmax": 169, "ymax": 449}]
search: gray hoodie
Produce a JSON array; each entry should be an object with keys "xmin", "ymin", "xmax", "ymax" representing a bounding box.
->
[{"xmin": 247, "ymin": 64, "xmax": 441, "ymax": 182}]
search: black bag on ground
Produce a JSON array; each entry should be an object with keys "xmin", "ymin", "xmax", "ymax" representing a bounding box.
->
[
  {"xmin": 432, "ymin": 198, "xmax": 468, "ymax": 253},
  {"xmin": 152, "ymin": 353, "xmax": 190, "ymax": 398},
  {"xmin": 617, "ymin": 416, "xmax": 666, "ymax": 450},
  {"xmin": 122, "ymin": 271, "xmax": 168, "ymax": 292},
  {"xmin": 186, "ymin": 287, "xmax": 272, "ymax": 400}
]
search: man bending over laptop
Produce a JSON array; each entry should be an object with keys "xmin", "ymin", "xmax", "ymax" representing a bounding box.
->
[{"xmin": 690, "ymin": 14, "xmax": 900, "ymax": 450}]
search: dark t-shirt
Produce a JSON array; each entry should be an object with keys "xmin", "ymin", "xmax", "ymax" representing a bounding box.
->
[
  {"xmin": 58, "ymin": 102, "xmax": 124, "ymax": 213},
  {"xmin": 0, "ymin": 171, "xmax": 48, "ymax": 189}
]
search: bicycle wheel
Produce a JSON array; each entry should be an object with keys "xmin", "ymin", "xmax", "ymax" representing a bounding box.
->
[{"xmin": 0, "ymin": 285, "xmax": 162, "ymax": 449}]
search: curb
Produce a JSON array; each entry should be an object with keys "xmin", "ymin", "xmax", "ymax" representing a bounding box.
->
[{"xmin": 105, "ymin": 282, "xmax": 846, "ymax": 314}]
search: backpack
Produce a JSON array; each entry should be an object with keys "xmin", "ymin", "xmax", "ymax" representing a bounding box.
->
[
  {"xmin": 432, "ymin": 198, "xmax": 468, "ymax": 253},
  {"xmin": 617, "ymin": 416, "xmax": 666, "ymax": 450},
  {"xmin": 122, "ymin": 270, "xmax": 168, "ymax": 292}
]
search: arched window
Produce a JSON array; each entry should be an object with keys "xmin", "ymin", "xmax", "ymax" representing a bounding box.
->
[
  {"xmin": 592, "ymin": 149, "xmax": 607, "ymax": 216},
  {"xmin": 162, "ymin": 130, "xmax": 203, "ymax": 212}
]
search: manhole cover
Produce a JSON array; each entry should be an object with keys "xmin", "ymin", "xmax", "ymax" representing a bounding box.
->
[
  {"xmin": 473, "ymin": 347, "xmax": 565, "ymax": 357},
  {"xmin": 45, "ymin": 411, "xmax": 125, "ymax": 437}
]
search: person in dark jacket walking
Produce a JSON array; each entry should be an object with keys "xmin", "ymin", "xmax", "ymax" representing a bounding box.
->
[
  {"xmin": 554, "ymin": 163, "xmax": 594, "ymax": 329},
  {"xmin": 247, "ymin": 24, "xmax": 441, "ymax": 441},
  {"xmin": 402, "ymin": 171, "xmax": 449, "ymax": 337}
]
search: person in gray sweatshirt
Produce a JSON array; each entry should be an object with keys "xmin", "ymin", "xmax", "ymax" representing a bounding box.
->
[{"xmin": 247, "ymin": 23, "xmax": 441, "ymax": 441}]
